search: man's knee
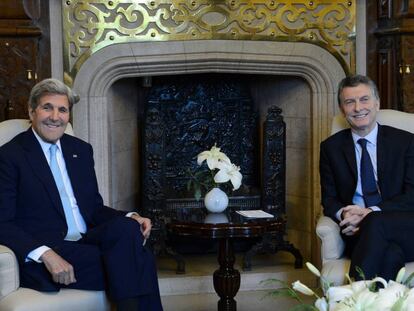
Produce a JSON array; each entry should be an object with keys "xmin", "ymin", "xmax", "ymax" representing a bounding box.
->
[
  {"xmin": 107, "ymin": 216, "xmax": 144, "ymax": 242},
  {"xmin": 359, "ymin": 212, "xmax": 386, "ymax": 235}
]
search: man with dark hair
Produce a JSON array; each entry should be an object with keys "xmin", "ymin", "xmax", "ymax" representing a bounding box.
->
[
  {"xmin": 0, "ymin": 78, "xmax": 163, "ymax": 310},
  {"xmin": 320, "ymin": 74, "xmax": 414, "ymax": 280}
]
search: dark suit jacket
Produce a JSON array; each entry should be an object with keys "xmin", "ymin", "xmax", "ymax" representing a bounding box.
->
[
  {"xmin": 320, "ymin": 124, "xmax": 414, "ymax": 221},
  {"xmin": 0, "ymin": 129, "xmax": 125, "ymax": 264}
]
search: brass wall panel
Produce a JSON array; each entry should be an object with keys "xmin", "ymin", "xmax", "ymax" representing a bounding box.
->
[{"xmin": 62, "ymin": 0, "xmax": 355, "ymax": 85}]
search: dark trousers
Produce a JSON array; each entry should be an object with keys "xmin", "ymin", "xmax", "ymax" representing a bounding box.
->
[
  {"xmin": 345, "ymin": 211, "xmax": 414, "ymax": 281},
  {"xmin": 20, "ymin": 216, "xmax": 163, "ymax": 310}
]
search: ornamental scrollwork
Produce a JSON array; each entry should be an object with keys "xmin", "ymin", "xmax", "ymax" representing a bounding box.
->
[{"xmin": 63, "ymin": 0, "xmax": 355, "ymax": 85}]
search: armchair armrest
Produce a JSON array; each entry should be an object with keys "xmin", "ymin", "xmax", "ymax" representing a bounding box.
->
[
  {"xmin": 316, "ymin": 216, "xmax": 345, "ymax": 261},
  {"xmin": 0, "ymin": 245, "xmax": 19, "ymax": 299}
]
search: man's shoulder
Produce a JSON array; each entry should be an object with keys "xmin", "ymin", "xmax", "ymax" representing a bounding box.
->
[
  {"xmin": 321, "ymin": 128, "xmax": 351, "ymax": 147},
  {"xmin": 379, "ymin": 124, "xmax": 414, "ymax": 139},
  {"xmin": 60, "ymin": 133, "xmax": 93, "ymax": 152},
  {"xmin": 0, "ymin": 130, "xmax": 30, "ymax": 154}
]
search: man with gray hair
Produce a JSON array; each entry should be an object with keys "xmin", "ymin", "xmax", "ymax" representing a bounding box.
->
[
  {"xmin": 320, "ymin": 75, "xmax": 414, "ymax": 281},
  {"xmin": 0, "ymin": 78, "xmax": 163, "ymax": 310}
]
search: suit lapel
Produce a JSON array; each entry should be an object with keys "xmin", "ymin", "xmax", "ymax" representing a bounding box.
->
[
  {"xmin": 376, "ymin": 124, "xmax": 387, "ymax": 192},
  {"xmin": 60, "ymin": 135, "xmax": 82, "ymax": 201},
  {"xmin": 341, "ymin": 130, "xmax": 357, "ymax": 181},
  {"xmin": 21, "ymin": 129, "xmax": 65, "ymax": 217}
]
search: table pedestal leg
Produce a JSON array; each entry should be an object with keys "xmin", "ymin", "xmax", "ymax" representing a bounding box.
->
[{"xmin": 213, "ymin": 238, "xmax": 240, "ymax": 311}]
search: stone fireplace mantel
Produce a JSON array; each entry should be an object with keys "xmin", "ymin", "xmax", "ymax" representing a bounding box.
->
[{"xmin": 71, "ymin": 40, "xmax": 344, "ymax": 222}]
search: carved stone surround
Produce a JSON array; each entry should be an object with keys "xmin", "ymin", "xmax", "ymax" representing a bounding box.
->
[
  {"xmin": 70, "ymin": 39, "xmax": 344, "ymax": 238},
  {"xmin": 49, "ymin": 0, "xmax": 347, "ymax": 264}
]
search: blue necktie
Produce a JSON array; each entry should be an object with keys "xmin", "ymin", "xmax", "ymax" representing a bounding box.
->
[
  {"xmin": 357, "ymin": 138, "xmax": 381, "ymax": 207},
  {"xmin": 49, "ymin": 144, "xmax": 82, "ymax": 241}
]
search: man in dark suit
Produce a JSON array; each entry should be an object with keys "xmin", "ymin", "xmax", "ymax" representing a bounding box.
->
[
  {"xmin": 0, "ymin": 79, "xmax": 163, "ymax": 310},
  {"xmin": 320, "ymin": 75, "xmax": 414, "ymax": 281}
]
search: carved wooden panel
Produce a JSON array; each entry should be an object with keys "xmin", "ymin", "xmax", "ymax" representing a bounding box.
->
[
  {"xmin": 0, "ymin": 38, "xmax": 38, "ymax": 120},
  {"xmin": 367, "ymin": 0, "xmax": 414, "ymax": 112},
  {"xmin": 0, "ymin": 0, "xmax": 50, "ymax": 122},
  {"xmin": 377, "ymin": 36, "xmax": 400, "ymax": 110},
  {"xmin": 401, "ymin": 35, "xmax": 414, "ymax": 112}
]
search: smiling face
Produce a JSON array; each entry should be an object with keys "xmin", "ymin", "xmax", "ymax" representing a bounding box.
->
[
  {"xmin": 339, "ymin": 83, "xmax": 380, "ymax": 137},
  {"xmin": 29, "ymin": 94, "xmax": 70, "ymax": 143}
]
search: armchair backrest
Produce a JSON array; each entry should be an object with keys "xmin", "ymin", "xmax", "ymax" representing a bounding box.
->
[
  {"xmin": 331, "ymin": 109, "xmax": 414, "ymax": 135},
  {"xmin": 0, "ymin": 119, "xmax": 74, "ymax": 146}
]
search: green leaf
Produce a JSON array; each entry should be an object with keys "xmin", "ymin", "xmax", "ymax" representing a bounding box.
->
[
  {"xmin": 195, "ymin": 188, "xmax": 202, "ymax": 201},
  {"xmin": 355, "ymin": 266, "xmax": 366, "ymax": 280},
  {"xmin": 289, "ymin": 304, "xmax": 318, "ymax": 311},
  {"xmin": 404, "ymin": 271, "xmax": 414, "ymax": 286}
]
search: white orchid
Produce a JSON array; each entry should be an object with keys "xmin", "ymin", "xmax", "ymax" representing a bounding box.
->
[
  {"xmin": 197, "ymin": 144, "xmax": 230, "ymax": 170},
  {"xmin": 214, "ymin": 161, "xmax": 242, "ymax": 190}
]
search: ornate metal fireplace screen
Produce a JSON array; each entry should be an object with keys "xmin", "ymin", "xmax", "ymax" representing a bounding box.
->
[{"xmin": 142, "ymin": 75, "xmax": 302, "ymax": 271}]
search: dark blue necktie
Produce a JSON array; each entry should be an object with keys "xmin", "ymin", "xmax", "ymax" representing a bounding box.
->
[{"xmin": 357, "ymin": 138, "xmax": 381, "ymax": 207}]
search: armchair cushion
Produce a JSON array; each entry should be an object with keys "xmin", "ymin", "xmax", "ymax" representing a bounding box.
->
[
  {"xmin": 316, "ymin": 216, "xmax": 344, "ymax": 261},
  {"xmin": 0, "ymin": 245, "xmax": 19, "ymax": 300},
  {"xmin": 0, "ymin": 119, "xmax": 73, "ymax": 146}
]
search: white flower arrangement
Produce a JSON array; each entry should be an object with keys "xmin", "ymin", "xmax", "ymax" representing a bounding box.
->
[
  {"xmin": 267, "ymin": 262, "xmax": 414, "ymax": 311},
  {"xmin": 187, "ymin": 144, "xmax": 242, "ymax": 200}
]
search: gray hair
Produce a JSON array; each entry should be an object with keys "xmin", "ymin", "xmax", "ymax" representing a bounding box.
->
[
  {"xmin": 337, "ymin": 75, "xmax": 380, "ymax": 105},
  {"xmin": 28, "ymin": 78, "xmax": 78, "ymax": 110}
]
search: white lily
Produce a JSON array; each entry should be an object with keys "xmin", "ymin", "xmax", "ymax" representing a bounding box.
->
[
  {"xmin": 214, "ymin": 161, "xmax": 242, "ymax": 190},
  {"xmin": 292, "ymin": 280, "xmax": 315, "ymax": 296},
  {"xmin": 197, "ymin": 144, "xmax": 230, "ymax": 170},
  {"xmin": 396, "ymin": 267, "xmax": 407, "ymax": 284},
  {"xmin": 352, "ymin": 288, "xmax": 379, "ymax": 311},
  {"xmin": 373, "ymin": 281, "xmax": 408, "ymax": 310},
  {"xmin": 327, "ymin": 285, "xmax": 353, "ymax": 302},
  {"xmin": 401, "ymin": 287, "xmax": 414, "ymax": 311},
  {"xmin": 306, "ymin": 262, "xmax": 321, "ymax": 277},
  {"xmin": 315, "ymin": 297, "xmax": 328, "ymax": 311}
]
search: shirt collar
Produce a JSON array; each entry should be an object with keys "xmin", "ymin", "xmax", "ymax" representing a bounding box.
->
[
  {"xmin": 31, "ymin": 127, "xmax": 62, "ymax": 155},
  {"xmin": 351, "ymin": 123, "xmax": 378, "ymax": 147}
]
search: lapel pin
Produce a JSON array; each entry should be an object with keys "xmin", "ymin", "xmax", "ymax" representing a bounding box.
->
[{"xmin": 73, "ymin": 154, "xmax": 78, "ymax": 158}]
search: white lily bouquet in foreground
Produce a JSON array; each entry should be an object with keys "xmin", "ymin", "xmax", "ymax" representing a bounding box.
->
[
  {"xmin": 187, "ymin": 144, "xmax": 242, "ymax": 202},
  {"xmin": 267, "ymin": 262, "xmax": 414, "ymax": 311}
]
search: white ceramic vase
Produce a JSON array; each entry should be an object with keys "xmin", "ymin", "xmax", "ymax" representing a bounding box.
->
[{"xmin": 204, "ymin": 188, "xmax": 229, "ymax": 213}]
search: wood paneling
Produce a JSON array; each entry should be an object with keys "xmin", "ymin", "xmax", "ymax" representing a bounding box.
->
[
  {"xmin": 367, "ymin": 0, "xmax": 414, "ymax": 112},
  {"xmin": 0, "ymin": 0, "xmax": 50, "ymax": 121}
]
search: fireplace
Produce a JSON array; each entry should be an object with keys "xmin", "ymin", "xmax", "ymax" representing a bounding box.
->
[{"xmin": 52, "ymin": 34, "xmax": 346, "ymax": 262}]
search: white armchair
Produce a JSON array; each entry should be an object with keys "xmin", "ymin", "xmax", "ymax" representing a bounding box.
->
[
  {"xmin": 316, "ymin": 109, "xmax": 414, "ymax": 285},
  {"xmin": 0, "ymin": 119, "xmax": 110, "ymax": 311}
]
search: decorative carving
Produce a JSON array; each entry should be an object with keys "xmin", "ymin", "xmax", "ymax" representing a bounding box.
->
[
  {"xmin": 0, "ymin": 39, "xmax": 38, "ymax": 120},
  {"xmin": 142, "ymin": 75, "xmax": 301, "ymax": 270},
  {"xmin": 378, "ymin": 0, "xmax": 391, "ymax": 19},
  {"xmin": 142, "ymin": 75, "xmax": 258, "ymax": 213},
  {"xmin": 262, "ymin": 105, "xmax": 285, "ymax": 214},
  {"xmin": 62, "ymin": 0, "xmax": 356, "ymax": 85},
  {"xmin": 401, "ymin": 35, "xmax": 414, "ymax": 112}
]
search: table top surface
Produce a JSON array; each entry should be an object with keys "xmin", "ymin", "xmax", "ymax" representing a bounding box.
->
[{"xmin": 165, "ymin": 207, "xmax": 285, "ymax": 239}]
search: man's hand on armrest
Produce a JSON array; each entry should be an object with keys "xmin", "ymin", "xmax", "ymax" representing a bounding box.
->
[{"xmin": 40, "ymin": 249, "xmax": 76, "ymax": 285}]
